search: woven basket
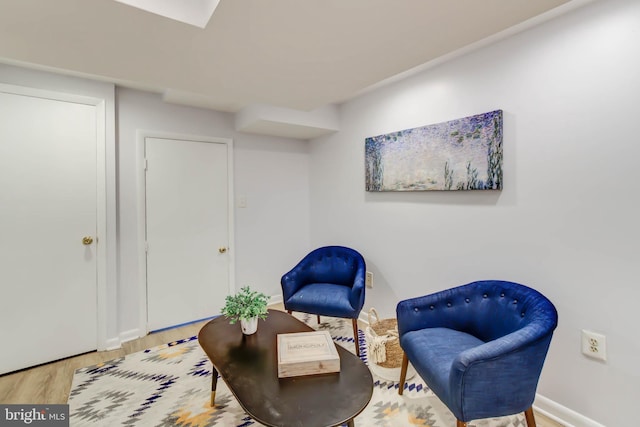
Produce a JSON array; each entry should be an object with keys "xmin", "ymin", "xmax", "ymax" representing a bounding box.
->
[
  {"xmin": 365, "ymin": 308, "xmax": 416, "ymax": 382},
  {"xmin": 365, "ymin": 308, "xmax": 403, "ymax": 369}
]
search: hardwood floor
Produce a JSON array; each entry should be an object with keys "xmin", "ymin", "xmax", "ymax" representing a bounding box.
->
[
  {"xmin": 0, "ymin": 305, "xmax": 563, "ymax": 427},
  {"xmin": 0, "ymin": 319, "xmax": 209, "ymax": 405}
]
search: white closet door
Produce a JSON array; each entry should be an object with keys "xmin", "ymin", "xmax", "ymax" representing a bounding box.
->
[
  {"xmin": 145, "ymin": 137, "xmax": 230, "ymax": 331},
  {"xmin": 0, "ymin": 90, "xmax": 98, "ymax": 374}
]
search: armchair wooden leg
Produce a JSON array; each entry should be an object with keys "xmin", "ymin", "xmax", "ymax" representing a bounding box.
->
[
  {"xmin": 317, "ymin": 315, "xmax": 321, "ymax": 324},
  {"xmin": 524, "ymin": 407, "xmax": 537, "ymax": 427},
  {"xmin": 456, "ymin": 421, "xmax": 467, "ymax": 427},
  {"xmin": 351, "ymin": 318, "xmax": 360, "ymax": 357},
  {"xmin": 287, "ymin": 310, "xmax": 292, "ymax": 315},
  {"xmin": 398, "ymin": 352, "xmax": 408, "ymax": 395}
]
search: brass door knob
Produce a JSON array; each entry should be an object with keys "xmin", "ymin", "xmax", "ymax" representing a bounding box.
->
[
  {"xmin": 218, "ymin": 247, "xmax": 227, "ymax": 254},
  {"xmin": 82, "ymin": 236, "xmax": 94, "ymax": 245}
]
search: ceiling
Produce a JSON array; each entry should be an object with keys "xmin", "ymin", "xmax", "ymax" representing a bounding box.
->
[{"xmin": 0, "ymin": 0, "xmax": 584, "ymax": 139}]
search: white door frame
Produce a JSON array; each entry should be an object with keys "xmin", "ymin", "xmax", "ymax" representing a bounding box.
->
[
  {"xmin": 0, "ymin": 82, "xmax": 110, "ymax": 351},
  {"xmin": 136, "ymin": 131, "xmax": 235, "ymax": 335}
]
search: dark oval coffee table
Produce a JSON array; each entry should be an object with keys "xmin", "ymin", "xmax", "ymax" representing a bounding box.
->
[{"xmin": 198, "ymin": 309, "xmax": 373, "ymax": 427}]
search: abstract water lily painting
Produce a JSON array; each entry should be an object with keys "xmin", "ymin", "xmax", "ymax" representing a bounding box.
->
[{"xmin": 365, "ymin": 110, "xmax": 503, "ymax": 191}]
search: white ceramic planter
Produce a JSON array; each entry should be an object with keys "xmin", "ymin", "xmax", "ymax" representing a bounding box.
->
[{"xmin": 240, "ymin": 317, "xmax": 258, "ymax": 335}]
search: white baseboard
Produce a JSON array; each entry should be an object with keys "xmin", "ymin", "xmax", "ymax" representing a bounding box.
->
[
  {"xmin": 358, "ymin": 311, "xmax": 369, "ymax": 326},
  {"xmin": 103, "ymin": 328, "xmax": 143, "ymax": 352},
  {"xmin": 534, "ymin": 394, "xmax": 605, "ymax": 427},
  {"xmin": 119, "ymin": 328, "xmax": 142, "ymax": 345},
  {"xmin": 268, "ymin": 294, "xmax": 283, "ymax": 306},
  {"xmin": 104, "ymin": 337, "xmax": 121, "ymax": 351}
]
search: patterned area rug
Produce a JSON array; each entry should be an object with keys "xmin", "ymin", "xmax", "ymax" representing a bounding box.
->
[{"xmin": 69, "ymin": 314, "xmax": 526, "ymax": 426}]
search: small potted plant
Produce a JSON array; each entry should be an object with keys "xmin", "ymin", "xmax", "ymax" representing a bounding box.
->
[{"xmin": 221, "ymin": 286, "xmax": 269, "ymax": 335}]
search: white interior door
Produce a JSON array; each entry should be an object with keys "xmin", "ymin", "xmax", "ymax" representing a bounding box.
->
[
  {"xmin": 0, "ymin": 88, "xmax": 99, "ymax": 374},
  {"xmin": 145, "ymin": 137, "xmax": 230, "ymax": 331}
]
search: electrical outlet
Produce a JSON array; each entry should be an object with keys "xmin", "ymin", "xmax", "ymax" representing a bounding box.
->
[
  {"xmin": 365, "ymin": 271, "xmax": 373, "ymax": 288},
  {"xmin": 581, "ymin": 330, "xmax": 607, "ymax": 361}
]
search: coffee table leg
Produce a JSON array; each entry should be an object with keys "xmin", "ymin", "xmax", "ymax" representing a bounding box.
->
[
  {"xmin": 210, "ymin": 366, "xmax": 218, "ymax": 407},
  {"xmin": 347, "ymin": 418, "xmax": 355, "ymax": 427}
]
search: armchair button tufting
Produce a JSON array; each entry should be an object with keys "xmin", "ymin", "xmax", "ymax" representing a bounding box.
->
[
  {"xmin": 447, "ymin": 302, "xmax": 452, "ymax": 307},
  {"xmin": 513, "ymin": 299, "xmax": 518, "ymax": 304},
  {"xmin": 429, "ymin": 305, "xmax": 435, "ymax": 310},
  {"xmin": 501, "ymin": 293, "xmax": 505, "ymax": 297},
  {"xmin": 465, "ymin": 298, "xmax": 470, "ymax": 303},
  {"xmin": 483, "ymin": 294, "xmax": 488, "ymax": 298},
  {"xmin": 521, "ymin": 312, "xmax": 526, "ymax": 317},
  {"xmin": 414, "ymin": 307, "xmax": 419, "ymax": 312}
]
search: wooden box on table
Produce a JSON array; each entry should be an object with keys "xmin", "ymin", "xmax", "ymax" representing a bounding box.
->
[{"xmin": 277, "ymin": 330, "xmax": 340, "ymax": 378}]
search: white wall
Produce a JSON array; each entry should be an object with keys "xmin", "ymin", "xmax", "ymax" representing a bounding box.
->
[
  {"xmin": 116, "ymin": 88, "xmax": 311, "ymax": 337},
  {"xmin": 308, "ymin": 0, "xmax": 639, "ymax": 425}
]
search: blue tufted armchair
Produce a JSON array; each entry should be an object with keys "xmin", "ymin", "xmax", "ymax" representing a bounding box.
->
[
  {"xmin": 281, "ymin": 246, "xmax": 366, "ymax": 356},
  {"xmin": 396, "ymin": 280, "xmax": 558, "ymax": 427}
]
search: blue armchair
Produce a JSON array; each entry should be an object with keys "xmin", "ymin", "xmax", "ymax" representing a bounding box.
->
[
  {"xmin": 281, "ymin": 246, "xmax": 366, "ymax": 356},
  {"xmin": 396, "ymin": 280, "xmax": 558, "ymax": 427}
]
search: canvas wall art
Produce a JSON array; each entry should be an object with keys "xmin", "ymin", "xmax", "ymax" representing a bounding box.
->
[{"xmin": 365, "ymin": 110, "xmax": 503, "ymax": 191}]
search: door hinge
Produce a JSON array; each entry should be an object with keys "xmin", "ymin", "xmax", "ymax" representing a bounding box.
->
[
  {"xmin": 145, "ymin": 242, "xmax": 149, "ymax": 253},
  {"xmin": 144, "ymin": 158, "xmax": 148, "ymax": 171}
]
